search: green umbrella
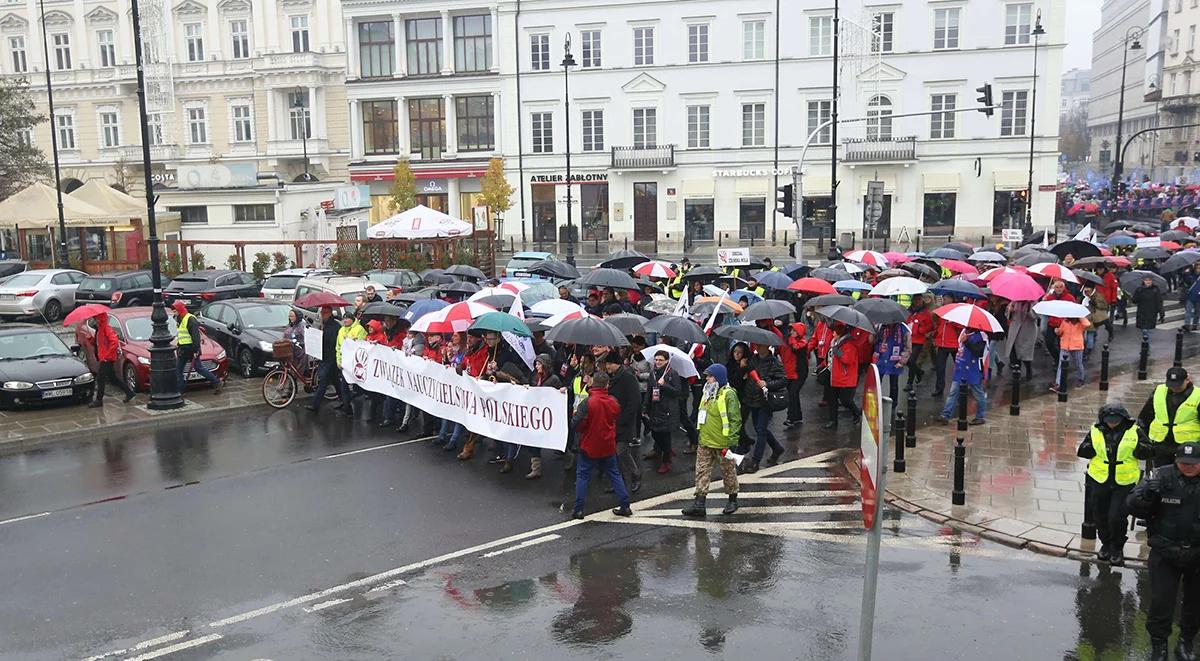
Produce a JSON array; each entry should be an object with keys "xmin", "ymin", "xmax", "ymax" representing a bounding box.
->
[{"xmin": 469, "ymin": 311, "xmax": 532, "ymax": 337}]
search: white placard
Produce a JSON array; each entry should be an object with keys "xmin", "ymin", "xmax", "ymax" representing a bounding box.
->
[
  {"xmin": 304, "ymin": 327, "xmax": 323, "ymax": 361},
  {"xmin": 1001, "ymin": 228, "xmax": 1023, "ymax": 243},
  {"xmin": 717, "ymin": 247, "xmax": 751, "ymax": 267},
  {"xmin": 1137, "ymin": 236, "xmax": 1162, "ymax": 248}
]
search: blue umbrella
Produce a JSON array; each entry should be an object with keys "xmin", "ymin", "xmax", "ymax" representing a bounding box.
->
[
  {"xmin": 730, "ymin": 289, "xmax": 764, "ymax": 304},
  {"xmin": 754, "ymin": 271, "xmax": 794, "ymax": 290},
  {"xmin": 1105, "ymin": 235, "xmax": 1137, "ymax": 247},
  {"xmin": 929, "ymin": 247, "xmax": 968, "ymax": 259},
  {"xmin": 404, "ymin": 298, "xmax": 448, "ymax": 322},
  {"xmin": 833, "ymin": 279, "xmax": 872, "ymax": 292},
  {"xmin": 906, "ymin": 251, "xmax": 927, "ymax": 257},
  {"xmin": 930, "ymin": 279, "xmax": 986, "ymax": 299},
  {"xmin": 780, "ymin": 263, "xmax": 811, "ymax": 278}
]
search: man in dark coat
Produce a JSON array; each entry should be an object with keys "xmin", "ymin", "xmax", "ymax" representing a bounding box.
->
[
  {"xmin": 1134, "ymin": 277, "xmax": 1165, "ymax": 342},
  {"xmin": 604, "ymin": 352, "xmax": 643, "ymax": 493},
  {"xmin": 643, "ymin": 350, "xmax": 682, "ymax": 474}
]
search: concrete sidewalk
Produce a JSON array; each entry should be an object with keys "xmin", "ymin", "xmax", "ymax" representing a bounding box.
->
[{"xmin": 881, "ymin": 355, "xmax": 1191, "ymax": 569}]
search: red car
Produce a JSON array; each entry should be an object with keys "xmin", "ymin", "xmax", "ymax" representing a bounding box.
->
[{"xmin": 74, "ymin": 306, "xmax": 229, "ymax": 393}]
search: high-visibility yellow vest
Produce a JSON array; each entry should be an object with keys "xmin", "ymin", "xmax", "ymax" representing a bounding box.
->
[
  {"xmin": 1087, "ymin": 426, "xmax": 1141, "ymax": 485},
  {"xmin": 335, "ymin": 321, "xmax": 366, "ymax": 365},
  {"xmin": 177, "ymin": 312, "xmax": 195, "ymax": 346},
  {"xmin": 572, "ymin": 375, "xmax": 589, "ymax": 412},
  {"xmin": 1150, "ymin": 384, "xmax": 1200, "ymax": 443},
  {"xmin": 897, "ymin": 294, "xmax": 913, "ymax": 308}
]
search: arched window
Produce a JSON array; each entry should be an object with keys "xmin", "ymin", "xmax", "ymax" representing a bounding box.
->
[{"xmin": 866, "ymin": 95, "xmax": 893, "ymax": 141}]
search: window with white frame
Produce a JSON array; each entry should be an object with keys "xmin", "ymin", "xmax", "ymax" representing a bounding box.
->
[
  {"xmin": 810, "ymin": 16, "xmax": 833, "ymax": 56},
  {"xmin": 530, "ymin": 33, "xmax": 549, "ymax": 71},
  {"xmin": 743, "ymin": 19, "xmax": 765, "ymax": 60},
  {"xmin": 231, "ymin": 102, "xmax": 253, "ymax": 142},
  {"xmin": 581, "ymin": 109, "xmax": 604, "ymax": 151},
  {"xmin": 1191, "ymin": 25, "xmax": 1196, "ymax": 51},
  {"xmin": 581, "ymin": 29, "xmax": 601, "ymax": 68},
  {"xmin": 97, "ymin": 29, "xmax": 116, "ymax": 67},
  {"xmin": 807, "ymin": 100, "xmax": 831, "ymax": 144},
  {"xmin": 55, "ymin": 111, "xmax": 75, "ymax": 149},
  {"xmin": 233, "ymin": 204, "xmax": 275, "ymax": 223},
  {"xmin": 52, "ymin": 33, "xmax": 70, "ymax": 70},
  {"xmin": 146, "ymin": 113, "xmax": 163, "ymax": 146},
  {"xmin": 8, "ymin": 36, "xmax": 25, "ymax": 73},
  {"xmin": 871, "ymin": 12, "xmax": 894, "ymax": 53},
  {"xmin": 687, "ymin": 104, "xmax": 710, "ymax": 148},
  {"xmin": 688, "ymin": 24, "xmax": 709, "ymax": 63},
  {"xmin": 741, "ymin": 102, "xmax": 765, "ymax": 147},
  {"xmin": 1004, "ymin": 3, "xmax": 1033, "ymax": 45},
  {"xmin": 184, "ymin": 23, "xmax": 204, "ymax": 62},
  {"xmin": 186, "ymin": 105, "xmax": 208, "ymax": 144},
  {"xmin": 1172, "ymin": 72, "xmax": 1179, "ymax": 95},
  {"xmin": 290, "ymin": 15, "xmax": 310, "ymax": 53},
  {"xmin": 288, "ymin": 90, "xmax": 311, "ymax": 140},
  {"xmin": 633, "ymin": 26, "xmax": 654, "ymax": 66},
  {"xmin": 531, "ymin": 111, "xmax": 552, "ymax": 153},
  {"xmin": 930, "ymin": 94, "xmax": 957, "ymax": 139},
  {"xmin": 230, "ymin": 20, "xmax": 250, "ymax": 59},
  {"xmin": 1187, "ymin": 71, "xmax": 1194, "ymax": 94},
  {"xmin": 866, "ymin": 95, "xmax": 893, "ymax": 140},
  {"xmin": 16, "ymin": 128, "xmax": 31, "ymax": 147},
  {"xmin": 1174, "ymin": 29, "xmax": 1181, "ymax": 55},
  {"xmin": 934, "ymin": 8, "xmax": 960, "ymax": 50},
  {"xmin": 99, "ymin": 110, "xmax": 120, "ymax": 148},
  {"xmin": 1000, "ymin": 90, "xmax": 1028, "ymax": 136},
  {"xmin": 633, "ymin": 108, "xmax": 656, "ymax": 148}
]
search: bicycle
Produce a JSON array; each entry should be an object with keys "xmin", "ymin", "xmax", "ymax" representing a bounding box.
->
[{"xmin": 261, "ymin": 340, "xmax": 339, "ymax": 409}]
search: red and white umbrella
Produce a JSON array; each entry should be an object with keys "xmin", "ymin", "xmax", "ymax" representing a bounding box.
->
[
  {"xmin": 933, "ymin": 303, "xmax": 1002, "ymax": 333},
  {"xmin": 542, "ymin": 309, "xmax": 591, "ymax": 328},
  {"xmin": 844, "ymin": 250, "xmax": 889, "ymax": 267},
  {"xmin": 939, "ymin": 259, "xmax": 979, "ymax": 276},
  {"xmin": 1027, "ymin": 263, "xmax": 1079, "ymax": 284},
  {"xmin": 497, "ymin": 281, "xmax": 531, "ymax": 294},
  {"xmin": 978, "ymin": 266, "xmax": 1027, "ymax": 282},
  {"xmin": 882, "ymin": 251, "xmax": 912, "ymax": 265},
  {"xmin": 632, "ymin": 260, "xmax": 676, "ymax": 279},
  {"xmin": 411, "ymin": 301, "xmax": 496, "ymax": 333}
]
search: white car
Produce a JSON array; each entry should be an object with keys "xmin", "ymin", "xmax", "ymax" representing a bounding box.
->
[
  {"xmin": 260, "ymin": 268, "xmax": 335, "ymax": 303},
  {"xmin": 0, "ymin": 269, "xmax": 87, "ymax": 322}
]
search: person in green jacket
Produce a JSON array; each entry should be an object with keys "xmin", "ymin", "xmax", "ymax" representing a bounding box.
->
[{"xmin": 682, "ymin": 363, "xmax": 741, "ymax": 518}]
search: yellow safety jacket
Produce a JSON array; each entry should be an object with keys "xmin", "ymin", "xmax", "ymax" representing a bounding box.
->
[
  {"xmin": 572, "ymin": 375, "xmax": 589, "ymax": 412},
  {"xmin": 1150, "ymin": 385, "xmax": 1200, "ymax": 443},
  {"xmin": 897, "ymin": 294, "xmax": 913, "ymax": 308},
  {"xmin": 1087, "ymin": 426, "xmax": 1141, "ymax": 485},
  {"xmin": 335, "ymin": 321, "xmax": 367, "ymax": 365},
  {"xmin": 698, "ymin": 385, "xmax": 741, "ymax": 449},
  {"xmin": 177, "ymin": 312, "xmax": 195, "ymax": 346}
]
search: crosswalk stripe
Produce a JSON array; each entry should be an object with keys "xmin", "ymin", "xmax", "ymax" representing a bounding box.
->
[
  {"xmin": 631, "ymin": 504, "xmax": 860, "ymax": 516},
  {"xmin": 752, "ymin": 476, "xmax": 847, "ymax": 484}
]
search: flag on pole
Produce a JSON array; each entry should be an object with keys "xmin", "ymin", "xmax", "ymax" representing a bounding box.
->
[
  {"xmin": 672, "ymin": 291, "xmax": 689, "ymax": 317},
  {"xmin": 689, "ymin": 291, "xmax": 727, "ymax": 358},
  {"xmin": 503, "ymin": 294, "xmax": 534, "ymax": 369},
  {"xmin": 1073, "ymin": 223, "xmax": 1094, "ymax": 243}
]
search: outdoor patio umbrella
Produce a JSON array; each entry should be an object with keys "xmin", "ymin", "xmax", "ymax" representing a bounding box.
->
[
  {"xmin": 814, "ymin": 305, "xmax": 875, "ymax": 334},
  {"xmin": 740, "ymin": 299, "xmax": 796, "ymax": 322},
  {"xmin": 852, "ymin": 298, "xmax": 907, "ymax": 326},
  {"xmin": 604, "ymin": 313, "xmax": 648, "ymax": 336},
  {"xmin": 598, "ymin": 249, "xmax": 649, "ymax": 270},
  {"xmin": 575, "ymin": 267, "xmax": 640, "ymax": 291},
  {"xmin": 546, "ymin": 316, "xmax": 629, "ymax": 346},
  {"xmin": 714, "ymin": 324, "xmax": 783, "ymax": 346},
  {"xmin": 644, "ymin": 314, "xmax": 708, "ymax": 344}
]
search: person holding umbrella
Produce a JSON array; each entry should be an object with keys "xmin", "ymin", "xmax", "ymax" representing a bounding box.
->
[
  {"xmin": 1133, "ymin": 275, "xmax": 1166, "ymax": 343},
  {"xmin": 931, "ymin": 297, "xmax": 962, "ymax": 398},
  {"xmin": 905, "ymin": 293, "xmax": 934, "ymax": 388},
  {"xmin": 307, "ymin": 306, "xmax": 349, "ymax": 415},
  {"xmin": 825, "ymin": 322, "xmax": 861, "ymax": 429},
  {"xmin": 1082, "ymin": 284, "xmax": 1108, "ymax": 360},
  {"xmin": 936, "ymin": 324, "xmax": 989, "ymax": 426},
  {"xmin": 1041, "ymin": 280, "xmax": 1077, "ymax": 361},
  {"xmin": 87, "ymin": 311, "xmax": 136, "ymax": 407},
  {"xmin": 1053, "ymin": 314, "xmax": 1091, "ymax": 391},
  {"xmin": 741, "ymin": 343, "xmax": 786, "ymax": 473},
  {"xmin": 602, "ymin": 352, "xmax": 643, "ymax": 493},
  {"xmin": 873, "ymin": 319, "xmax": 911, "ymax": 411},
  {"xmin": 643, "ymin": 350, "xmax": 682, "ymax": 474},
  {"xmin": 1183, "ymin": 263, "xmax": 1200, "ymax": 332}
]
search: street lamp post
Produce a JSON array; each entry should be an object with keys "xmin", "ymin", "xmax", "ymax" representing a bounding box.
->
[
  {"xmin": 1023, "ymin": 10, "xmax": 1045, "ymax": 236},
  {"xmin": 1110, "ymin": 27, "xmax": 1145, "ymax": 211},
  {"xmin": 37, "ymin": 0, "xmax": 68, "ymax": 268},
  {"xmin": 129, "ymin": 0, "xmax": 183, "ymax": 409},
  {"xmin": 561, "ymin": 34, "xmax": 576, "ymax": 267},
  {"xmin": 292, "ymin": 88, "xmax": 314, "ymax": 182}
]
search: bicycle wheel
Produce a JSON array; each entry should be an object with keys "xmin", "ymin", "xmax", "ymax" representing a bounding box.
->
[{"xmin": 262, "ymin": 369, "xmax": 297, "ymax": 409}]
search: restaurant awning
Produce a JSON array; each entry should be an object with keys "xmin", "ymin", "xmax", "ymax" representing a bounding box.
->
[{"xmin": 0, "ymin": 182, "xmax": 123, "ymax": 229}]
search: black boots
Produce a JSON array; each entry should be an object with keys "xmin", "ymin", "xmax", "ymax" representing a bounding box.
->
[
  {"xmin": 722, "ymin": 494, "xmax": 739, "ymax": 515},
  {"xmin": 681, "ymin": 496, "xmax": 707, "ymax": 518},
  {"xmin": 1178, "ymin": 638, "xmax": 1197, "ymax": 661},
  {"xmin": 1151, "ymin": 639, "xmax": 1169, "ymax": 661}
]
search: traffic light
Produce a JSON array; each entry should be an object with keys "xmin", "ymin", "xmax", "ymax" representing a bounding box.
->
[
  {"xmin": 776, "ymin": 183, "xmax": 794, "ymax": 218},
  {"xmin": 976, "ymin": 83, "xmax": 994, "ymax": 117},
  {"xmin": 788, "ymin": 242, "xmax": 797, "ymax": 258}
]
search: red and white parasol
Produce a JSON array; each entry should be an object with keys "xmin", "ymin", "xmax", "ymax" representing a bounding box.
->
[
  {"xmin": 844, "ymin": 250, "xmax": 889, "ymax": 267},
  {"xmin": 411, "ymin": 301, "xmax": 496, "ymax": 333},
  {"xmin": 632, "ymin": 260, "xmax": 677, "ymax": 279},
  {"xmin": 933, "ymin": 302, "xmax": 1002, "ymax": 333},
  {"xmin": 1027, "ymin": 262, "xmax": 1079, "ymax": 284}
]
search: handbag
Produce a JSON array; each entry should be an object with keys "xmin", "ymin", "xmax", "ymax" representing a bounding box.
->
[{"xmin": 766, "ymin": 387, "xmax": 789, "ymax": 412}]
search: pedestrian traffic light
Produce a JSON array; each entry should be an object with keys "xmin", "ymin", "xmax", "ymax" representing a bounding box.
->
[
  {"xmin": 788, "ymin": 242, "xmax": 798, "ymax": 257},
  {"xmin": 776, "ymin": 183, "xmax": 794, "ymax": 218},
  {"xmin": 976, "ymin": 83, "xmax": 994, "ymax": 117}
]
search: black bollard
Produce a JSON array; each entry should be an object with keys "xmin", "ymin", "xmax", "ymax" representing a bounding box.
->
[
  {"xmin": 905, "ymin": 387, "xmax": 917, "ymax": 448},
  {"xmin": 1056, "ymin": 352, "xmax": 1068, "ymax": 403},
  {"xmin": 952, "ymin": 384, "xmax": 968, "ymax": 506},
  {"xmin": 1010, "ymin": 361, "xmax": 1021, "ymax": 416},
  {"xmin": 1099, "ymin": 343, "xmax": 1110, "ymax": 392},
  {"xmin": 1176, "ymin": 329, "xmax": 1185, "ymax": 369},
  {"xmin": 893, "ymin": 411, "xmax": 907, "ymax": 473},
  {"xmin": 1137, "ymin": 336, "xmax": 1150, "ymax": 381},
  {"xmin": 1080, "ymin": 478, "xmax": 1097, "ymax": 540}
]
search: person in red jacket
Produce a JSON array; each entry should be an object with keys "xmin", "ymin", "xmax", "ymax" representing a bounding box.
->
[
  {"xmin": 906, "ymin": 295, "xmax": 934, "ymax": 388},
  {"xmin": 1099, "ymin": 266, "xmax": 1121, "ymax": 335},
  {"xmin": 570, "ymin": 372, "xmax": 633, "ymax": 519},
  {"xmin": 932, "ymin": 300, "xmax": 963, "ymax": 397},
  {"xmin": 825, "ymin": 323, "xmax": 861, "ymax": 429},
  {"xmin": 365, "ymin": 319, "xmax": 387, "ymax": 344},
  {"xmin": 89, "ymin": 313, "xmax": 135, "ymax": 407},
  {"xmin": 784, "ymin": 320, "xmax": 808, "ymax": 426}
]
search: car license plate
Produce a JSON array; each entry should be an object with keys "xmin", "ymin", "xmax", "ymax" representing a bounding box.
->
[
  {"xmin": 187, "ymin": 371, "xmax": 206, "ymax": 380},
  {"xmin": 0, "ymin": 294, "xmax": 13, "ymax": 301},
  {"xmin": 41, "ymin": 388, "xmax": 72, "ymax": 399}
]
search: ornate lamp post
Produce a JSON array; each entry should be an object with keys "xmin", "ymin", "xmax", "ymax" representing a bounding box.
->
[{"xmin": 562, "ymin": 34, "xmax": 576, "ymax": 266}]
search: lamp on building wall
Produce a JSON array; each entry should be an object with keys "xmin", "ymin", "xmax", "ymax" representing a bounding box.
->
[
  {"xmin": 37, "ymin": 0, "xmax": 68, "ymax": 268},
  {"xmin": 1110, "ymin": 26, "xmax": 1145, "ymax": 209},
  {"xmin": 561, "ymin": 34, "xmax": 577, "ymax": 266},
  {"xmin": 293, "ymin": 88, "xmax": 317, "ymax": 183},
  {"xmin": 1023, "ymin": 10, "xmax": 1045, "ymax": 235}
]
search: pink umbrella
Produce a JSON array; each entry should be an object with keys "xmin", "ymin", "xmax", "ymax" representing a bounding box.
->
[
  {"xmin": 1027, "ymin": 263, "xmax": 1079, "ymax": 284},
  {"xmin": 632, "ymin": 260, "xmax": 676, "ymax": 279},
  {"xmin": 411, "ymin": 301, "xmax": 496, "ymax": 333},
  {"xmin": 62, "ymin": 303, "xmax": 112, "ymax": 327},
  {"xmin": 1098, "ymin": 246, "xmax": 1113, "ymax": 256},
  {"xmin": 1161, "ymin": 241, "xmax": 1183, "ymax": 251},
  {"xmin": 843, "ymin": 249, "xmax": 889, "ymax": 267},
  {"xmin": 883, "ymin": 251, "xmax": 912, "ymax": 265},
  {"xmin": 979, "ymin": 266, "xmax": 1027, "ymax": 282},
  {"xmin": 939, "ymin": 259, "xmax": 979, "ymax": 276},
  {"xmin": 933, "ymin": 303, "xmax": 1002, "ymax": 333},
  {"xmin": 988, "ymin": 272, "xmax": 1046, "ymax": 302}
]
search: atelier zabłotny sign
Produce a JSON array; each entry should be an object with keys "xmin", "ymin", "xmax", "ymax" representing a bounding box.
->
[{"xmin": 529, "ymin": 173, "xmax": 609, "ymax": 184}]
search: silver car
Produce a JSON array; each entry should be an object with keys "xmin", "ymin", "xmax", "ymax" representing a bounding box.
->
[{"xmin": 0, "ymin": 269, "xmax": 87, "ymax": 322}]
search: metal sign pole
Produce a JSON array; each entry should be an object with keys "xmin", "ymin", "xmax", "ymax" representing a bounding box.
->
[{"xmin": 859, "ymin": 394, "xmax": 890, "ymax": 661}]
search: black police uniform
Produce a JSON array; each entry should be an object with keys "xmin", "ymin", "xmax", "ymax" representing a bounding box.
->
[
  {"xmin": 1127, "ymin": 443, "xmax": 1200, "ymax": 660},
  {"xmin": 1076, "ymin": 404, "xmax": 1153, "ymax": 563}
]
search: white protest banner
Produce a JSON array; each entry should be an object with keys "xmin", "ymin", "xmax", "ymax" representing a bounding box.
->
[
  {"xmin": 1137, "ymin": 236, "xmax": 1162, "ymax": 248},
  {"xmin": 339, "ymin": 340, "xmax": 568, "ymax": 451},
  {"xmin": 716, "ymin": 247, "xmax": 751, "ymax": 267},
  {"xmin": 304, "ymin": 327, "xmax": 323, "ymax": 360}
]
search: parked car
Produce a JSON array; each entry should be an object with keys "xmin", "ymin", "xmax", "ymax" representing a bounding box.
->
[
  {"xmin": 164, "ymin": 270, "xmax": 261, "ymax": 311},
  {"xmin": 363, "ymin": 269, "xmax": 425, "ymax": 296},
  {"xmin": 260, "ymin": 268, "xmax": 336, "ymax": 303},
  {"xmin": 74, "ymin": 270, "xmax": 155, "ymax": 308},
  {"xmin": 503, "ymin": 251, "xmax": 557, "ymax": 278},
  {"xmin": 74, "ymin": 306, "xmax": 229, "ymax": 393},
  {"xmin": 292, "ymin": 275, "xmax": 391, "ymax": 323},
  {"xmin": 0, "ymin": 260, "xmax": 29, "ymax": 280},
  {"xmin": 197, "ymin": 298, "xmax": 292, "ymax": 378},
  {"xmin": 0, "ymin": 269, "xmax": 87, "ymax": 322},
  {"xmin": 0, "ymin": 324, "xmax": 94, "ymax": 408}
]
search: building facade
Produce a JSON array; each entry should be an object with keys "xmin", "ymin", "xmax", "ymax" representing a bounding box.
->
[
  {"xmin": 1061, "ymin": 67, "xmax": 1091, "ymax": 116},
  {"xmin": 341, "ymin": 0, "xmax": 1064, "ymax": 248},
  {"xmin": 1156, "ymin": 0, "xmax": 1200, "ymax": 181}
]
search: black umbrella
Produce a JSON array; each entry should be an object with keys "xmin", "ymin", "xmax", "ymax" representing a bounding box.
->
[
  {"xmin": 780, "ymin": 263, "xmax": 811, "ymax": 278},
  {"xmin": 475, "ymin": 293, "xmax": 517, "ymax": 309},
  {"xmin": 444, "ymin": 264, "xmax": 486, "ymax": 281},
  {"xmin": 1120, "ymin": 270, "xmax": 1169, "ymax": 296},
  {"xmin": 393, "ymin": 286, "xmax": 440, "ymax": 304},
  {"xmin": 877, "ymin": 268, "xmax": 909, "ymax": 280},
  {"xmin": 440, "ymin": 280, "xmax": 482, "ymax": 295},
  {"xmin": 852, "ymin": 298, "xmax": 908, "ymax": 326},
  {"xmin": 1050, "ymin": 240, "xmax": 1102, "ymax": 260},
  {"xmin": 928, "ymin": 247, "xmax": 968, "ymax": 259},
  {"xmin": 644, "ymin": 314, "xmax": 708, "ymax": 344},
  {"xmin": 714, "ymin": 324, "xmax": 783, "ymax": 346},
  {"xmin": 814, "ymin": 305, "xmax": 875, "ymax": 334},
  {"xmin": 1161, "ymin": 230, "xmax": 1192, "ymax": 243},
  {"xmin": 898, "ymin": 261, "xmax": 939, "ymax": 281},
  {"xmin": 741, "ymin": 299, "xmax": 796, "ymax": 321},
  {"xmin": 546, "ymin": 316, "xmax": 630, "ymax": 346},
  {"xmin": 575, "ymin": 267, "xmax": 640, "ymax": 291},
  {"xmin": 362, "ymin": 301, "xmax": 405, "ymax": 317},
  {"xmin": 717, "ymin": 274, "xmax": 751, "ymax": 288},
  {"xmin": 810, "ymin": 267, "xmax": 846, "ymax": 283},
  {"xmin": 1161, "ymin": 251, "xmax": 1200, "ymax": 274},
  {"xmin": 1015, "ymin": 252, "xmax": 1059, "ymax": 267},
  {"xmin": 1132, "ymin": 246, "xmax": 1172, "ymax": 262},
  {"xmin": 598, "ymin": 249, "xmax": 649, "ymax": 270},
  {"xmin": 681, "ymin": 265, "xmax": 724, "ymax": 282},
  {"xmin": 524, "ymin": 316, "xmax": 551, "ymax": 333},
  {"xmin": 420, "ymin": 269, "xmax": 454, "ymax": 285},
  {"xmin": 1071, "ymin": 256, "xmax": 1113, "ymax": 269},
  {"xmin": 604, "ymin": 313, "xmax": 648, "ymax": 335},
  {"xmin": 803, "ymin": 294, "xmax": 855, "ymax": 308},
  {"xmin": 526, "ymin": 259, "xmax": 581, "ymax": 280},
  {"xmin": 634, "ymin": 276, "xmax": 663, "ymax": 291},
  {"xmin": 942, "ymin": 242, "xmax": 976, "ymax": 255},
  {"xmin": 1104, "ymin": 220, "xmax": 1137, "ymax": 231},
  {"xmin": 1019, "ymin": 230, "xmax": 1055, "ymax": 247},
  {"xmin": 1071, "ymin": 269, "xmax": 1104, "ymax": 286}
]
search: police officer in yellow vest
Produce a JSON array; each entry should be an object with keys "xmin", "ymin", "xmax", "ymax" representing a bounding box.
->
[
  {"xmin": 668, "ymin": 258, "xmax": 692, "ymax": 299},
  {"xmin": 1077, "ymin": 404, "xmax": 1152, "ymax": 566},
  {"xmin": 171, "ymin": 300, "xmax": 222, "ymax": 394},
  {"xmin": 1139, "ymin": 367, "xmax": 1200, "ymax": 467}
]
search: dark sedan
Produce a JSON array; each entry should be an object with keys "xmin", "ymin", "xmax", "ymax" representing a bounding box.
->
[
  {"xmin": 164, "ymin": 270, "xmax": 261, "ymax": 311},
  {"xmin": 197, "ymin": 298, "xmax": 291, "ymax": 378},
  {"xmin": 0, "ymin": 324, "xmax": 94, "ymax": 408}
]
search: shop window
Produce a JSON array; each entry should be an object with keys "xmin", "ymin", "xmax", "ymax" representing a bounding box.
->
[
  {"xmin": 684, "ymin": 198, "xmax": 714, "ymax": 241},
  {"xmin": 581, "ymin": 184, "xmax": 609, "ymax": 241},
  {"xmin": 738, "ymin": 197, "xmax": 766, "ymax": 241},
  {"xmin": 922, "ymin": 193, "xmax": 956, "ymax": 237}
]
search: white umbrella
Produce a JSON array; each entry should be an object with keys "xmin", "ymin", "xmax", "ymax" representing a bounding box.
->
[
  {"xmin": 367, "ymin": 204, "xmax": 473, "ymax": 239},
  {"xmin": 1032, "ymin": 300, "xmax": 1090, "ymax": 319},
  {"xmin": 469, "ymin": 286, "xmax": 516, "ymax": 302},
  {"xmin": 530, "ymin": 298, "xmax": 585, "ymax": 316},
  {"xmin": 640, "ymin": 344, "xmax": 700, "ymax": 378},
  {"xmin": 1174, "ymin": 216, "xmax": 1200, "ymax": 229},
  {"xmin": 869, "ymin": 276, "xmax": 928, "ymax": 297}
]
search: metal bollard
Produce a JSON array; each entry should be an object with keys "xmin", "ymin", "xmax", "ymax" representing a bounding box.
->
[
  {"xmin": 893, "ymin": 411, "xmax": 907, "ymax": 473},
  {"xmin": 1137, "ymin": 337, "xmax": 1150, "ymax": 381},
  {"xmin": 952, "ymin": 384, "xmax": 968, "ymax": 506},
  {"xmin": 905, "ymin": 387, "xmax": 917, "ymax": 448},
  {"xmin": 1056, "ymin": 352, "xmax": 1068, "ymax": 404},
  {"xmin": 1010, "ymin": 361, "xmax": 1021, "ymax": 416},
  {"xmin": 1080, "ymin": 478, "xmax": 1097, "ymax": 540},
  {"xmin": 1176, "ymin": 329, "xmax": 1185, "ymax": 369},
  {"xmin": 1099, "ymin": 343, "xmax": 1110, "ymax": 392},
  {"xmin": 624, "ymin": 237, "xmax": 629, "ymax": 250}
]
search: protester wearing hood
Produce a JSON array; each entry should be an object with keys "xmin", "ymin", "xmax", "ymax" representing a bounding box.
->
[
  {"xmin": 89, "ymin": 312, "xmax": 136, "ymax": 407},
  {"xmin": 1077, "ymin": 404, "xmax": 1152, "ymax": 566},
  {"xmin": 726, "ymin": 342, "xmax": 753, "ymax": 452},
  {"xmin": 172, "ymin": 299, "xmax": 222, "ymax": 395},
  {"xmin": 681, "ymin": 363, "xmax": 741, "ymax": 518},
  {"xmin": 783, "ymin": 320, "xmax": 808, "ymax": 426},
  {"xmin": 825, "ymin": 322, "xmax": 861, "ymax": 429},
  {"xmin": 1133, "ymin": 276, "xmax": 1165, "ymax": 342},
  {"xmin": 282, "ymin": 309, "xmax": 310, "ymax": 374}
]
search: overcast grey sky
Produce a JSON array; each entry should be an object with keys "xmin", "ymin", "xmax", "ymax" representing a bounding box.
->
[{"xmin": 1064, "ymin": 0, "xmax": 1103, "ymax": 71}]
